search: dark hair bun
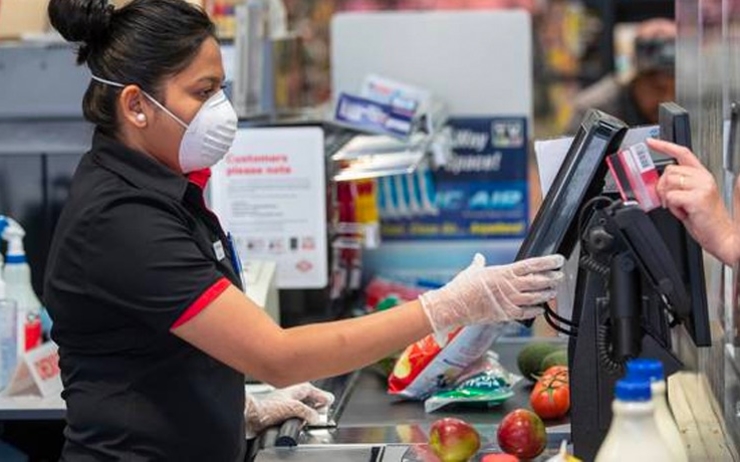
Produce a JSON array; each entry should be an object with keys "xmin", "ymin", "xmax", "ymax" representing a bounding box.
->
[{"xmin": 48, "ymin": 0, "xmax": 114, "ymax": 64}]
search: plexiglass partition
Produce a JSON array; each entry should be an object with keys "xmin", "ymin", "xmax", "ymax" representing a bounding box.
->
[{"xmin": 675, "ymin": 0, "xmax": 740, "ymax": 450}]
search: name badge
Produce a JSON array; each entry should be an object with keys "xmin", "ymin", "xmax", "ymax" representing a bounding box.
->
[{"xmin": 213, "ymin": 240, "xmax": 226, "ymax": 261}]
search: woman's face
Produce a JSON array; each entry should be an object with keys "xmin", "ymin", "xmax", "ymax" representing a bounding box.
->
[{"xmin": 144, "ymin": 37, "xmax": 225, "ymax": 173}]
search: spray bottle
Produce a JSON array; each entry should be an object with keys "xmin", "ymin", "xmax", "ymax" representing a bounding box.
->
[
  {"xmin": 0, "ymin": 217, "xmax": 15, "ymax": 390},
  {"xmin": 1, "ymin": 217, "xmax": 42, "ymax": 352},
  {"xmin": 0, "ymin": 217, "xmax": 6, "ymax": 299}
]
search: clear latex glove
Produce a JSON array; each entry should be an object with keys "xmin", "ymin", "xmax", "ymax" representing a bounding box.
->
[
  {"xmin": 419, "ymin": 253, "xmax": 565, "ymax": 333},
  {"xmin": 244, "ymin": 383, "xmax": 335, "ymax": 439}
]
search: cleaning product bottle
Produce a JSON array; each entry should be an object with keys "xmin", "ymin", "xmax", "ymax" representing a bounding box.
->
[
  {"xmin": 0, "ymin": 217, "xmax": 6, "ymax": 299},
  {"xmin": 0, "ymin": 218, "xmax": 15, "ymax": 391},
  {"xmin": 0, "ymin": 299, "xmax": 17, "ymax": 391},
  {"xmin": 0, "ymin": 260, "xmax": 4, "ymax": 300},
  {"xmin": 595, "ymin": 377, "xmax": 674, "ymax": 462},
  {"xmin": 1, "ymin": 217, "xmax": 42, "ymax": 352},
  {"xmin": 626, "ymin": 359, "xmax": 688, "ymax": 462}
]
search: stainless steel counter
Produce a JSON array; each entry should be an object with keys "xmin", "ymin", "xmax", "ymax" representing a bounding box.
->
[
  {"xmin": 256, "ymin": 444, "xmax": 563, "ymax": 462},
  {"xmin": 255, "ymin": 445, "xmax": 458, "ymax": 462}
]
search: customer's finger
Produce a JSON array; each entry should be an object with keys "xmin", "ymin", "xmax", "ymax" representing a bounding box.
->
[{"xmin": 646, "ymin": 138, "xmax": 703, "ymax": 168}]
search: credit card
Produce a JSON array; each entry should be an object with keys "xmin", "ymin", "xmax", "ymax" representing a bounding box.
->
[{"xmin": 606, "ymin": 142, "xmax": 660, "ymax": 211}]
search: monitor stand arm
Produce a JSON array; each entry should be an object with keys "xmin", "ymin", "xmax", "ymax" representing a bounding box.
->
[{"xmin": 568, "ymin": 219, "xmax": 683, "ymax": 461}]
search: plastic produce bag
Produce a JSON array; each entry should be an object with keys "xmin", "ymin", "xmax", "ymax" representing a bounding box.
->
[{"xmin": 424, "ymin": 351, "xmax": 519, "ymax": 413}]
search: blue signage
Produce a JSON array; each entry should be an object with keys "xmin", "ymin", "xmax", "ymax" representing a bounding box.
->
[{"xmin": 380, "ymin": 116, "xmax": 529, "ymax": 241}]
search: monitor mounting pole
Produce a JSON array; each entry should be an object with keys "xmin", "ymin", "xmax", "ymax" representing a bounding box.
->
[{"xmin": 568, "ymin": 206, "xmax": 683, "ymax": 461}]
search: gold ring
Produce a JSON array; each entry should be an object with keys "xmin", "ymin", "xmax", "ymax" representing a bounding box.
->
[{"xmin": 680, "ymin": 174, "xmax": 686, "ymax": 189}]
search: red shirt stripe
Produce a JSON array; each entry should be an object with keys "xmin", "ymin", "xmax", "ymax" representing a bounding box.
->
[{"xmin": 171, "ymin": 277, "xmax": 231, "ymax": 329}]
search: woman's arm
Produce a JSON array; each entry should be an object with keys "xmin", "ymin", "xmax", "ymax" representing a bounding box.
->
[
  {"xmin": 174, "ymin": 285, "xmax": 430, "ymax": 387},
  {"xmin": 173, "ymin": 254, "xmax": 564, "ymax": 387}
]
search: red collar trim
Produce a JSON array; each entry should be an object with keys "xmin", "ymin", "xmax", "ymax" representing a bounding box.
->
[{"xmin": 187, "ymin": 168, "xmax": 212, "ymax": 190}]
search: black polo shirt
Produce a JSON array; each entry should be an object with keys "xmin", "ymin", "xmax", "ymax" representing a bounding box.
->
[{"xmin": 44, "ymin": 131, "xmax": 247, "ymax": 461}]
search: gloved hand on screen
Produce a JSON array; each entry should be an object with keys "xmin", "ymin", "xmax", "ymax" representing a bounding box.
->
[
  {"xmin": 244, "ymin": 383, "xmax": 335, "ymax": 439},
  {"xmin": 419, "ymin": 253, "xmax": 565, "ymax": 334}
]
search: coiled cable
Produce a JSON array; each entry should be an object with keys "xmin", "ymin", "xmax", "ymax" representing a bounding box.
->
[
  {"xmin": 597, "ymin": 321, "xmax": 625, "ymax": 374},
  {"xmin": 579, "ymin": 254, "xmax": 610, "ymax": 277}
]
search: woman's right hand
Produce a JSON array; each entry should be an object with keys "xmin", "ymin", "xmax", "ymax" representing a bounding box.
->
[
  {"xmin": 418, "ymin": 253, "xmax": 565, "ymax": 334},
  {"xmin": 648, "ymin": 138, "xmax": 740, "ymax": 265}
]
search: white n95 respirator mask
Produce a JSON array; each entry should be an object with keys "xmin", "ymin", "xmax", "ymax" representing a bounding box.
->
[{"xmin": 91, "ymin": 75, "xmax": 238, "ymax": 173}]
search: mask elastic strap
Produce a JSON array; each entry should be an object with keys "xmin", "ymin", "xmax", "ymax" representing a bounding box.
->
[
  {"xmin": 90, "ymin": 75, "xmax": 125, "ymax": 88},
  {"xmin": 90, "ymin": 74, "xmax": 189, "ymax": 129}
]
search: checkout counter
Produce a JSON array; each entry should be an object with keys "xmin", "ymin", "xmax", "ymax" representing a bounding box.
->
[
  {"xmin": 0, "ymin": 340, "xmax": 567, "ymax": 461},
  {"xmin": 249, "ymin": 340, "xmax": 568, "ymax": 461}
]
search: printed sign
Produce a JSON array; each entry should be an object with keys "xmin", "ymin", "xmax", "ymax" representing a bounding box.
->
[
  {"xmin": 210, "ymin": 127, "xmax": 328, "ymax": 289},
  {"xmin": 380, "ymin": 116, "xmax": 529, "ymax": 240},
  {"xmin": 2, "ymin": 341, "xmax": 62, "ymax": 398}
]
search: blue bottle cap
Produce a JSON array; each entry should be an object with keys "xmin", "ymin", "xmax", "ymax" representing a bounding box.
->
[
  {"xmin": 626, "ymin": 358, "xmax": 664, "ymax": 383},
  {"xmin": 615, "ymin": 378, "xmax": 652, "ymax": 402},
  {"xmin": 4, "ymin": 255, "xmax": 26, "ymax": 264}
]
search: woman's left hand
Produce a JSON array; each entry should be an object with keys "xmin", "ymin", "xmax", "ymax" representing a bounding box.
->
[{"xmin": 648, "ymin": 138, "xmax": 740, "ymax": 265}]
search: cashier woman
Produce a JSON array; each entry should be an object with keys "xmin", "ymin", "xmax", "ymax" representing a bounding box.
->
[{"xmin": 43, "ymin": 0, "xmax": 564, "ymax": 460}]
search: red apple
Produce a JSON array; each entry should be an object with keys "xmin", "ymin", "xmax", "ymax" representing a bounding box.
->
[
  {"xmin": 497, "ymin": 409, "xmax": 547, "ymax": 459},
  {"xmin": 429, "ymin": 417, "xmax": 481, "ymax": 462}
]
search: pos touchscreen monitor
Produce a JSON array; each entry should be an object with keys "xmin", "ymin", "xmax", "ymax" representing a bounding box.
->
[
  {"xmin": 515, "ymin": 110, "xmax": 627, "ymax": 328},
  {"xmin": 652, "ymin": 102, "xmax": 711, "ymax": 347},
  {"xmin": 517, "ymin": 109, "xmax": 628, "ymax": 261}
]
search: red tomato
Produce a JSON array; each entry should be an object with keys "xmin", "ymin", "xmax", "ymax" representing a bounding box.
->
[{"xmin": 530, "ymin": 368, "xmax": 570, "ymax": 420}]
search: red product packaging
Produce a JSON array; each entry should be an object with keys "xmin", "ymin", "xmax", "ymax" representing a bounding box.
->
[
  {"xmin": 24, "ymin": 315, "xmax": 42, "ymax": 351},
  {"xmin": 364, "ymin": 277, "xmax": 427, "ymax": 312},
  {"xmin": 388, "ymin": 324, "xmax": 501, "ymax": 399}
]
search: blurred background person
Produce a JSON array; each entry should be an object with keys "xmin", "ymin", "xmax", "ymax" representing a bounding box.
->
[{"xmin": 567, "ymin": 18, "xmax": 676, "ymax": 132}]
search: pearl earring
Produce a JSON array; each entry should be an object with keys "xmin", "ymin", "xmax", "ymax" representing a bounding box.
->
[{"xmin": 136, "ymin": 113, "xmax": 146, "ymax": 123}]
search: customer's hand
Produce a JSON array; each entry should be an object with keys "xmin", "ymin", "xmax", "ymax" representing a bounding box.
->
[
  {"xmin": 244, "ymin": 383, "xmax": 335, "ymax": 439},
  {"xmin": 649, "ymin": 138, "xmax": 740, "ymax": 265},
  {"xmin": 419, "ymin": 253, "xmax": 565, "ymax": 334}
]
